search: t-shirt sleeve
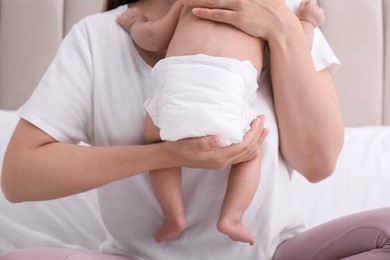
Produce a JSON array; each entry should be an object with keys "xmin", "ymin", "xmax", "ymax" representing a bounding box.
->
[
  {"xmin": 286, "ymin": 0, "xmax": 340, "ymax": 74},
  {"xmin": 17, "ymin": 22, "xmax": 93, "ymax": 144},
  {"xmin": 311, "ymin": 27, "xmax": 340, "ymax": 74}
]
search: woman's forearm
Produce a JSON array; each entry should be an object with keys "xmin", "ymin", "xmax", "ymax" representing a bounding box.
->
[
  {"xmin": 1, "ymin": 117, "xmax": 266, "ymax": 202},
  {"xmin": 1, "ymin": 120, "xmax": 172, "ymax": 202},
  {"xmin": 268, "ymin": 21, "xmax": 344, "ymax": 182}
]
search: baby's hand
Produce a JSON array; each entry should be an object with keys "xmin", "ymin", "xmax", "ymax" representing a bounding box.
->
[
  {"xmin": 297, "ymin": 0, "xmax": 325, "ymax": 28},
  {"xmin": 117, "ymin": 7, "xmax": 147, "ymax": 32}
]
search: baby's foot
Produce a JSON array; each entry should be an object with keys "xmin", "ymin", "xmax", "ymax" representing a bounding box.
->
[
  {"xmin": 297, "ymin": 0, "xmax": 325, "ymax": 28},
  {"xmin": 217, "ymin": 218, "xmax": 255, "ymax": 245},
  {"xmin": 117, "ymin": 7, "xmax": 146, "ymax": 32},
  {"xmin": 155, "ymin": 216, "xmax": 186, "ymax": 243}
]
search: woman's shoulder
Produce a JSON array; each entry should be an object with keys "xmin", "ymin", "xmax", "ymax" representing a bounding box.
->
[
  {"xmin": 71, "ymin": 5, "xmax": 128, "ymax": 39},
  {"xmin": 83, "ymin": 5, "xmax": 127, "ymax": 24}
]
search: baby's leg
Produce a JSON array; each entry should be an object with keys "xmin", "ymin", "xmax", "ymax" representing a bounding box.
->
[
  {"xmin": 217, "ymin": 154, "xmax": 262, "ymax": 245},
  {"xmin": 144, "ymin": 114, "xmax": 186, "ymax": 243}
]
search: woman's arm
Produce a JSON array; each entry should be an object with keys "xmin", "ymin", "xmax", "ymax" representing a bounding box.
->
[
  {"xmin": 183, "ymin": 0, "xmax": 344, "ymax": 182},
  {"xmin": 265, "ymin": 3, "xmax": 344, "ymax": 183},
  {"xmin": 269, "ymin": 34, "xmax": 344, "ymax": 183},
  {"xmin": 1, "ymin": 117, "xmax": 267, "ymax": 202}
]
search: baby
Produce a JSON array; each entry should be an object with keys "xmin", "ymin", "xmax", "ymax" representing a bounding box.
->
[{"xmin": 117, "ymin": 0, "xmax": 324, "ymax": 245}]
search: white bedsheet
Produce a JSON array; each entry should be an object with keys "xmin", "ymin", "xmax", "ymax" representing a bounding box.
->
[{"xmin": 291, "ymin": 126, "xmax": 390, "ymax": 227}]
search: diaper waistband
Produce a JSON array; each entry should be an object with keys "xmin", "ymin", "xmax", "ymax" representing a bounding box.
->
[{"xmin": 152, "ymin": 54, "xmax": 257, "ymax": 81}]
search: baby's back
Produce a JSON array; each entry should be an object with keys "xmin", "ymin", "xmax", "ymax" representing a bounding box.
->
[{"xmin": 166, "ymin": 7, "xmax": 264, "ymax": 75}]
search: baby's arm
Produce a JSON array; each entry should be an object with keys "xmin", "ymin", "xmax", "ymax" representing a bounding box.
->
[
  {"xmin": 296, "ymin": 0, "xmax": 325, "ymax": 48},
  {"xmin": 117, "ymin": 1, "xmax": 184, "ymax": 52}
]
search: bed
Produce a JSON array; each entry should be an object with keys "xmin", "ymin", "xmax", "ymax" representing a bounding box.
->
[{"xmin": 1, "ymin": 0, "xmax": 390, "ymax": 253}]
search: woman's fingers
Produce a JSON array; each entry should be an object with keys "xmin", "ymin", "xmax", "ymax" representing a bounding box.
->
[
  {"xmin": 191, "ymin": 8, "xmax": 237, "ymax": 25},
  {"xmin": 170, "ymin": 115, "xmax": 268, "ymax": 169},
  {"xmin": 181, "ymin": 0, "xmax": 294, "ymax": 40},
  {"xmin": 182, "ymin": 0, "xmax": 241, "ymax": 28},
  {"xmin": 259, "ymin": 125, "xmax": 269, "ymax": 144},
  {"xmin": 181, "ymin": 0, "xmax": 239, "ymax": 9},
  {"xmin": 222, "ymin": 115, "xmax": 268, "ymax": 165}
]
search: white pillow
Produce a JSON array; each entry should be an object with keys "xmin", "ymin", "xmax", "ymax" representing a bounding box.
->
[
  {"xmin": 0, "ymin": 110, "xmax": 106, "ymax": 253},
  {"xmin": 291, "ymin": 126, "xmax": 390, "ymax": 228}
]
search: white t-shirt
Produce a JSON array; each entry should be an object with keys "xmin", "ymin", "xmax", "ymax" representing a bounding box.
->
[{"xmin": 18, "ymin": 2, "xmax": 340, "ymax": 259}]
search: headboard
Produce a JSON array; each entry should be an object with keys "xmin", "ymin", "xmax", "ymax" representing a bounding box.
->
[
  {"xmin": 0, "ymin": 0, "xmax": 389, "ymax": 126},
  {"xmin": 319, "ymin": 0, "xmax": 390, "ymax": 126},
  {"xmin": 0, "ymin": 0, "xmax": 105, "ymax": 109}
]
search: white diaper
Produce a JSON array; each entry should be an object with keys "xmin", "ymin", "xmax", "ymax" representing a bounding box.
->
[{"xmin": 145, "ymin": 54, "xmax": 259, "ymax": 146}]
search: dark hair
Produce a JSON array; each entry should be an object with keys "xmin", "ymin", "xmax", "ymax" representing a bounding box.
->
[{"xmin": 105, "ymin": 0, "xmax": 138, "ymax": 11}]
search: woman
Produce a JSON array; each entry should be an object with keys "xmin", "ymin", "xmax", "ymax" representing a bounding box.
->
[{"xmin": 1, "ymin": 0, "xmax": 390, "ymax": 259}]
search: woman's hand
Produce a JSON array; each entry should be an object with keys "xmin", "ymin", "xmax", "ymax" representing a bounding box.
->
[
  {"xmin": 165, "ymin": 115, "xmax": 268, "ymax": 170},
  {"xmin": 180, "ymin": 0, "xmax": 300, "ymax": 41}
]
